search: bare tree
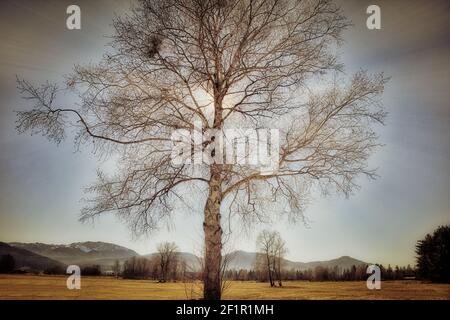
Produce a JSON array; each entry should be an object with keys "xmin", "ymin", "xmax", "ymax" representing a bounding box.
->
[
  {"xmin": 112, "ymin": 259, "xmax": 121, "ymax": 279},
  {"xmin": 253, "ymin": 255, "xmax": 268, "ymax": 282},
  {"xmin": 220, "ymin": 244, "xmax": 235, "ymax": 296},
  {"xmin": 273, "ymin": 235, "xmax": 287, "ymax": 287},
  {"xmin": 122, "ymin": 256, "xmax": 152, "ymax": 279},
  {"xmin": 256, "ymin": 230, "xmax": 285, "ymax": 287},
  {"xmin": 16, "ymin": 0, "xmax": 387, "ymax": 299},
  {"xmin": 157, "ymin": 242, "xmax": 179, "ymax": 282},
  {"xmin": 148, "ymin": 255, "xmax": 160, "ymax": 280},
  {"xmin": 256, "ymin": 231, "xmax": 275, "ymax": 286}
]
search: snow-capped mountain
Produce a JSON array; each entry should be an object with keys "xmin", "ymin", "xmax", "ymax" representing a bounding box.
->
[{"xmin": 9, "ymin": 241, "xmax": 138, "ymax": 267}]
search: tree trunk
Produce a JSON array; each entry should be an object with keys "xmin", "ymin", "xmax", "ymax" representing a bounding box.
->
[
  {"xmin": 203, "ymin": 165, "xmax": 223, "ymax": 300},
  {"xmin": 266, "ymin": 254, "xmax": 274, "ymax": 287}
]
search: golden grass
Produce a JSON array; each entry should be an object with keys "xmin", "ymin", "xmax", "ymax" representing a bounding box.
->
[{"xmin": 0, "ymin": 275, "xmax": 449, "ymax": 300}]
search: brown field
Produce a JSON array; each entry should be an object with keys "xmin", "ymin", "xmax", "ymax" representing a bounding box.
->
[{"xmin": 0, "ymin": 274, "xmax": 449, "ymax": 300}]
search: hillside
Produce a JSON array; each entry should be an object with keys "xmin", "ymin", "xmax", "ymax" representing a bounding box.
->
[
  {"xmin": 226, "ymin": 250, "xmax": 368, "ymax": 271},
  {"xmin": 9, "ymin": 241, "xmax": 138, "ymax": 267},
  {"xmin": 0, "ymin": 242, "xmax": 66, "ymax": 271},
  {"xmin": 294, "ymin": 255, "xmax": 369, "ymax": 271}
]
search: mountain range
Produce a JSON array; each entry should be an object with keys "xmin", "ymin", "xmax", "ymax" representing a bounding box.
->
[
  {"xmin": 2, "ymin": 241, "xmax": 368, "ymax": 272},
  {"xmin": 9, "ymin": 241, "xmax": 138, "ymax": 266}
]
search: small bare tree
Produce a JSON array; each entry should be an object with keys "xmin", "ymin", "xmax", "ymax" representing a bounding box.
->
[
  {"xmin": 257, "ymin": 230, "xmax": 276, "ymax": 287},
  {"xmin": 157, "ymin": 242, "xmax": 179, "ymax": 282},
  {"xmin": 16, "ymin": 0, "xmax": 387, "ymax": 299},
  {"xmin": 256, "ymin": 230, "xmax": 286, "ymax": 287},
  {"xmin": 112, "ymin": 259, "xmax": 121, "ymax": 279},
  {"xmin": 273, "ymin": 235, "xmax": 287, "ymax": 287},
  {"xmin": 253, "ymin": 255, "xmax": 268, "ymax": 282}
]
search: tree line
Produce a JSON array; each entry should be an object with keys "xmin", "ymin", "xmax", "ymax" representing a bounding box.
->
[
  {"xmin": 2, "ymin": 225, "xmax": 448, "ymax": 285},
  {"xmin": 223, "ymin": 264, "xmax": 416, "ymax": 282},
  {"xmin": 120, "ymin": 242, "xmax": 190, "ymax": 282},
  {"xmin": 42, "ymin": 225, "xmax": 446, "ymax": 285}
]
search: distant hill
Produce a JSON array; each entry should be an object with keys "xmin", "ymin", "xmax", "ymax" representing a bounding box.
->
[
  {"xmin": 0, "ymin": 242, "xmax": 66, "ymax": 271},
  {"xmin": 226, "ymin": 250, "xmax": 368, "ymax": 271},
  {"xmin": 291, "ymin": 255, "xmax": 369, "ymax": 271},
  {"xmin": 9, "ymin": 241, "xmax": 138, "ymax": 267}
]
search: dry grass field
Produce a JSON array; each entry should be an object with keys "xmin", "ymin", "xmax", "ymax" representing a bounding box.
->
[{"xmin": 0, "ymin": 275, "xmax": 449, "ymax": 300}]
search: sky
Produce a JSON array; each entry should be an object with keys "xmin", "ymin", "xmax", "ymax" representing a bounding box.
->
[{"xmin": 0, "ymin": 0, "xmax": 449, "ymax": 267}]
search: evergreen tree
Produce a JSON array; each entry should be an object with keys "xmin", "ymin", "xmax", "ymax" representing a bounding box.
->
[{"xmin": 415, "ymin": 225, "xmax": 450, "ymax": 283}]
